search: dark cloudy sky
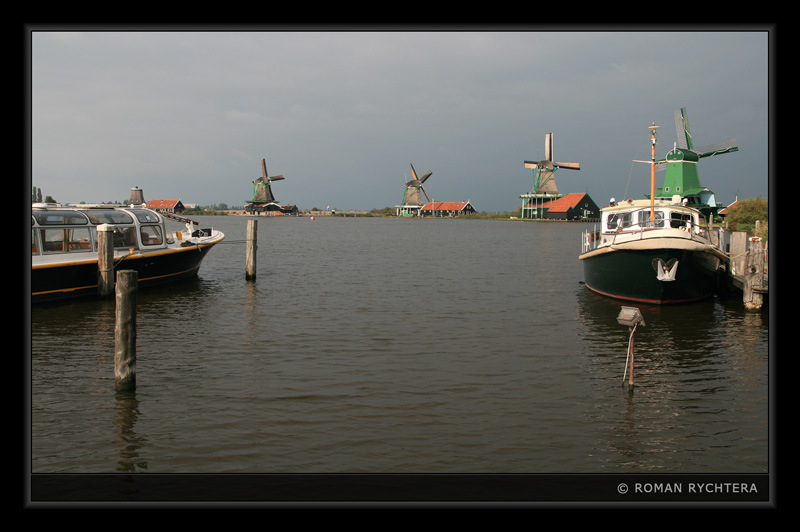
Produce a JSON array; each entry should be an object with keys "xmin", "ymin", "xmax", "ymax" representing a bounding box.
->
[{"xmin": 29, "ymin": 27, "xmax": 771, "ymax": 212}]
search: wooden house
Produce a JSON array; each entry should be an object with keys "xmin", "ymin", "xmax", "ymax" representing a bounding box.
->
[
  {"xmin": 524, "ymin": 193, "xmax": 600, "ymax": 221},
  {"xmin": 419, "ymin": 201, "xmax": 476, "ymax": 217},
  {"xmin": 145, "ymin": 199, "xmax": 186, "ymax": 214}
]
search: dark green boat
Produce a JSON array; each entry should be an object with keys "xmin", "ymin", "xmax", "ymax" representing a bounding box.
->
[
  {"xmin": 580, "ymin": 198, "xmax": 728, "ymax": 304},
  {"xmin": 579, "ymin": 111, "xmax": 734, "ymax": 305}
]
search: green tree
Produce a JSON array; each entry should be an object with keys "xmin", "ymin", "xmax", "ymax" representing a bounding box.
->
[{"xmin": 726, "ymin": 196, "xmax": 768, "ymax": 239}]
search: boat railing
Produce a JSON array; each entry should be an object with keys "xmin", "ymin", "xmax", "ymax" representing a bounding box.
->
[{"xmin": 581, "ymin": 207, "xmax": 716, "ymax": 254}]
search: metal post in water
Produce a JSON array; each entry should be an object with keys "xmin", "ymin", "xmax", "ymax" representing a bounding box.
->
[
  {"xmin": 114, "ymin": 270, "xmax": 137, "ymax": 392},
  {"xmin": 627, "ymin": 329, "xmax": 635, "ymax": 389},
  {"xmin": 617, "ymin": 307, "xmax": 645, "ymax": 390},
  {"xmin": 246, "ymin": 219, "xmax": 258, "ymax": 281},
  {"xmin": 97, "ymin": 223, "xmax": 115, "ymax": 297}
]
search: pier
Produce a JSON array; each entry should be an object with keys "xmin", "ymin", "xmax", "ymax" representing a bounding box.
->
[{"xmin": 725, "ymin": 232, "xmax": 768, "ymax": 311}]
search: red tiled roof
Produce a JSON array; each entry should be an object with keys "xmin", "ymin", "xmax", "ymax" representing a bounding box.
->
[
  {"xmin": 527, "ymin": 193, "xmax": 586, "ymax": 212},
  {"xmin": 718, "ymin": 200, "xmax": 738, "ymax": 215},
  {"xmin": 146, "ymin": 200, "xmax": 182, "ymax": 209},
  {"xmin": 421, "ymin": 201, "xmax": 472, "ymax": 211}
]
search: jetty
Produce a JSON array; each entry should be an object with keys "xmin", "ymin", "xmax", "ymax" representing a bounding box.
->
[{"xmin": 724, "ymin": 230, "xmax": 768, "ymax": 311}]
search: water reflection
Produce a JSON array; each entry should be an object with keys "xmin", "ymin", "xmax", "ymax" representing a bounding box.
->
[
  {"xmin": 575, "ymin": 287, "xmax": 768, "ymax": 472},
  {"xmin": 113, "ymin": 390, "xmax": 148, "ymax": 472}
]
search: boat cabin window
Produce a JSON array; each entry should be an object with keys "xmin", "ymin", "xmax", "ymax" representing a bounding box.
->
[
  {"xmin": 40, "ymin": 227, "xmax": 93, "ymax": 253},
  {"xmin": 637, "ymin": 209, "xmax": 664, "ymax": 228},
  {"xmin": 670, "ymin": 212, "xmax": 693, "ymax": 228},
  {"xmin": 112, "ymin": 227, "xmax": 138, "ymax": 248},
  {"xmin": 606, "ymin": 212, "xmax": 625, "ymax": 230},
  {"xmin": 131, "ymin": 209, "xmax": 161, "ymax": 224},
  {"xmin": 84, "ymin": 210, "xmax": 134, "ymax": 225},
  {"xmin": 32, "ymin": 210, "xmax": 89, "ymax": 226},
  {"xmin": 140, "ymin": 225, "xmax": 163, "ymax": 246}
]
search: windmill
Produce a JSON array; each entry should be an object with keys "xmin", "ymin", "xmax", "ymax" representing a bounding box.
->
[
  {"xmin": 245, "ymin": 158, "xmax": 288, "ymax": 215},
  {"xmin": 401, "ymin": 163, "xmax": 432, "ymax": 205},
  {"xmin": 653, "ymin": 107, "xmax": 738, "ymax": 217},
  {"xmin": 520, "ymin": 132, "xmax": 580, "ymax": 219},
  {"xmin": 251, "ymin": 158, "xmax": 285, "ymax": 204},
  {"xmin": 523, "ymin": 132, "xmax": 580, "ymax": 196}
]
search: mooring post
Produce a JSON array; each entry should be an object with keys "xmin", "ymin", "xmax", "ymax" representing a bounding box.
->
[
  {"xmin": 114, "ymin": 270, "xmax": 137, "ymax": 392},
  {"xmin": 744, "ymin": 237, "xmax": 764, "ymax": 312},
  {"xmin": 97, "ymin": 223, "xmax": 115, "ymax": 297},
  {"xmin": 730, "ymin": 232, "xmax": 748, "ymax": 277},
  {"xmin": 246, "ymin": 219, "xmax": 258, "ymax": 281}
]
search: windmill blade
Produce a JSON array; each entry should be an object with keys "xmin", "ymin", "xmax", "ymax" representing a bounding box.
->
[
  {"xmin": 675, "ymin": 108, "xmax": 693, "ymax": 150},
  {"xmin": 544, "ymin": 132, "xmax": 553, "ymax": 162},
  {"xmin": 255, "ymin": 174, "xmax": 284, "ymax": 184},
  {"xmin": 258, "ymin": 158, "xmax": 285, "ymax": 181},
  {"xmin": 554, "ymin": 161, "xmax": 580, "ymax": 170},
  {"xmin": 419, "ymin": 171, "xmax": 432, "ymax": 183},
  {"xmin": 410, "ymin": 163, "xmax": 419, "ymax": 181},
  {"xmin": 421, "ymin": 184, "xmax": 431, "ymax": 203},
  {"xmin": 694, "ymin": 139, "xmax": 738, "ymax": 158},
  {"xmin": 524, "ymin": 160, "xmax": 540, "ymax": 169}
]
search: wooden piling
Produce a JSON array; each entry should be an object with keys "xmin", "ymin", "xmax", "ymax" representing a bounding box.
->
[
  {"xmin": 728, "ymin": 231, "xmax": 766, "ymax": 311},
  {"xmin": 97, "ymin": 224, "xmax": 115, "ymax": 297},
  {"xmin": 729, "ymin": 231, "xmax": 748, "ymax": 278},
  {"xmin": 743, "ymin": 237, "xmax": 765, "ymax": 312},
  {"xmin": 114, "ymin": 270, "xmax": 137, "ymax": 392},
  {"xmin": 246, "ymin": 219, "xmax": 257, "ymax": 281}
]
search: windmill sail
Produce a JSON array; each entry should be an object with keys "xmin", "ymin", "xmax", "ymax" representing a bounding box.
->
[
  {"xmin": 674, "ymin": 107, "xmax": 738, "ymax": 157},
  {"xmin": 402, "ymin": 163, "xmax": 433, "ymax": 206},
  {"xmin": 653, "ymin": 108, "xmax": 737, "ymax": 217},
  {"xmin": 523, "ymin": 132, "xmax": 580, "ymax": 195}
]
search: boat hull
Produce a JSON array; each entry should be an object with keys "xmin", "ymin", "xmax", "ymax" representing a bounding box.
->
[
  {"xmin": 31, "ymin": 243, "xmax": 217, "ymax": 303},
  {"xmin": 580, "ymin": 240, "xmax": 724, "ymax": 305}
]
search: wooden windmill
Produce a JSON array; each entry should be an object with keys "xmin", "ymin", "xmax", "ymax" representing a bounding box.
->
[
  {"xmin": 397, "ymin": 163, "xmax": 433, "ymax": 216},
  {"xmin": 250, "ymin": 158, "xmax": 285, "ymax": 205},
  {"xmin": 523, "ymin": 132, "xmax": 580, "ymax": 195},
  {"xmin": 520, "ymin": 132, "xmax": 580, "ymax": 218},
  {"xmin": 244, "ymin": 158, "xmax": 290, "ymax": 215}
]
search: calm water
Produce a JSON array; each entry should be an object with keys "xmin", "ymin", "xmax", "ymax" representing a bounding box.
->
[{"xmin": 29, "ymin": 216, "xmax": 770, "ymax": 482}]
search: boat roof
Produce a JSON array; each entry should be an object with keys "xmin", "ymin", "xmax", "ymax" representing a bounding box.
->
[{"xmin": 603, "ymin": 197, "xmax": 698, "ymax": 213}]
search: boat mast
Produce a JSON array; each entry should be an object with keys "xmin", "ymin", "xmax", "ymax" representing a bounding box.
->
[{"xmin": 649, "ymin": 122, "xmax": 660, "ymax": 223}]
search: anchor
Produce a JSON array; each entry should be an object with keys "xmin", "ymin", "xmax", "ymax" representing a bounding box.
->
[{"xmin": 653, "ymin": 258, "xmax": 678, "ymax": 281}]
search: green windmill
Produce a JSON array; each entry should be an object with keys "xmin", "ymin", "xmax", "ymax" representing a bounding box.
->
[{"xmin": 652, "ymin": 107, "xmax": 738, "ymax": 218}]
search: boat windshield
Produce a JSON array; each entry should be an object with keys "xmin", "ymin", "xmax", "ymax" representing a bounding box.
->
[{"xmin": 603, "ymin": 206, "xmax": 703, "ymax": 233}]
